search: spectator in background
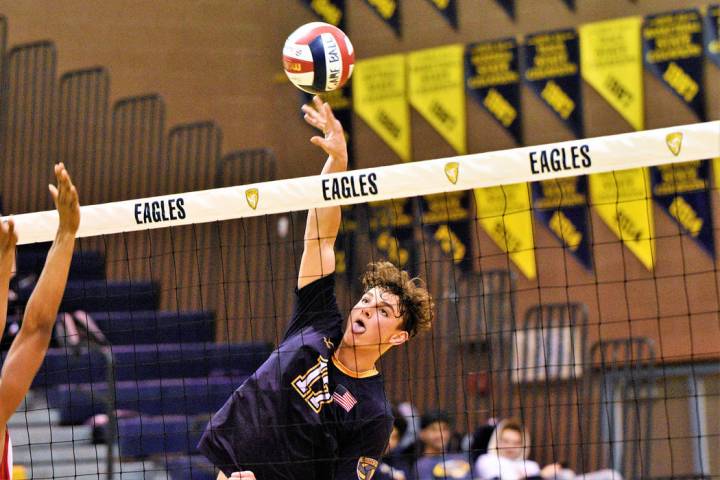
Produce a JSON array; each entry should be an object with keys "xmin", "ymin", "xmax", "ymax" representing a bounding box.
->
[
  {"xmin": 474, "ymin": 419, "xmax": 623, "ymax": 480},
  {"xmin": 376, "ymin": 409, "xmax": 411, "ymax": 480},
  {"xmin": 413, "ymin": 410, "xmax": 472, "ymax": 480},
  {"xmin": 396, "ymin": 401, "xmax": 421, "ymax": 452}
]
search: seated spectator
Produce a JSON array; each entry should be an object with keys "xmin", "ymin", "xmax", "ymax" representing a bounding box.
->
[
  {"xmin": 396, "ymin": 401, "xmax": 421, "ymax": 452},
  {"xmin": 467, "ymin": 421, "xmax": 497, "ymax": 466},
  {"xmin": 413, "ymin": 410, "xmax": 472, "ymax": 480},
  {"xmin": 474, "ymin": 419, "xmax": 623, "ymax": 480}
]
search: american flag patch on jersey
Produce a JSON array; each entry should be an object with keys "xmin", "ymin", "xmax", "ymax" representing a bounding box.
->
[{"xmin": 332, "ymin": 384, "xmax": 357, "ymax": 412}]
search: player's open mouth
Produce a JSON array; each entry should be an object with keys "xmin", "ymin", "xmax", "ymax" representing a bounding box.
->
[{"xmin": 352, "ymin": 320, "xmax": 366, "ymax": 334}]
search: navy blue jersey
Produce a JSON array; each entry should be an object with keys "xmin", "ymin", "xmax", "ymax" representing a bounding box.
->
[{"xmin": 198, "ymin": 274, "xmax": 393, "ymax": 479}]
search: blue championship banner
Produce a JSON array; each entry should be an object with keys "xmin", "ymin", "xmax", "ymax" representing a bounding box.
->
[
  {"xmin": 523, "ymin": 29, "xmax": 584, "ymax": 138},
  {"xmin": 494, "ymin": 0, "xmax": 514, "ymax": 20},
  {"xmin": 424, "ymin": 0, "xmax": 458, "ymax": 29},
  {"xmin": 299, "ymin": 0, "xmax": 346, "ymax": 30},
  {"xmin": 643, "ymin": 9, "xmax": 706, "ymax": 121},
  {"xmin": 362, "ymin": 0, "xmax": 401, "ymax": 37},
  {"xmin": 366, "ymin": 198, "xmax": 415, "ymax": 269},
  {"xmin": 532, "ymin": 177, "xmax": 592, "ymax": 270},
  {"xmin": 651, "ymin": 160, "xmax": 714, "ymax": 257},
  {"xmin": 465, "ymin": 38, "xmax": 522, "ymax": 144},
  {"xmin": 705, "ymin": 5, "xmax": 720, "ymax": 68},
  {"xmin": 421, "ymin": 192, "xmax": 473, "ymax": 270}
]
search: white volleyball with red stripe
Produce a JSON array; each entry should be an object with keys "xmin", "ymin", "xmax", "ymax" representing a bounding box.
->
[{"xmin": 283, "ymin": 22, "xmax": 355, "ymax": 94}]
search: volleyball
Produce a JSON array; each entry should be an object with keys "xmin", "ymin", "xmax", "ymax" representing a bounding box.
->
[{"xmin": 282, "ymin": 22, "xmax": 355, "ymax": 94}]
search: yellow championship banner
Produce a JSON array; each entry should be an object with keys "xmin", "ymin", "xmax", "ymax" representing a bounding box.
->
[
  {"xmin": 408, "ymin": 44, "xmax": 467, "ymax": 155},
  {"xmin": 474, "ymin": 183, "xmax": 536, "ymax": 279},
  {"xmin": 590, "ymin": 168, "xmax": 655, "ymax": 270},
  {"xmin": 580, "ymin": 16, "xmax": 644, "ymax": 131},
  {"xmin": 353, "ymin": 54, "xmax": 411, "ymax": 162}
]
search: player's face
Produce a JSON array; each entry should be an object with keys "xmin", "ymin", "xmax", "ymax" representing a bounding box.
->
[
  {"xmin": 497, "ymin": 428, "xmax": 523, "ymax": 460},
  {"xmin": 420, "ymin": 421, "xmax": 451, "ymax": 455},
  {"xmin": 343, "ymin": 287, "xmax": 405, "ymax": 350}
]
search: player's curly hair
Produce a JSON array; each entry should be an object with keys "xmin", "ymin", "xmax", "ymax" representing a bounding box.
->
[{"xmin": 361, "ymin": 261, "xmax": 434, "ymax": 338}]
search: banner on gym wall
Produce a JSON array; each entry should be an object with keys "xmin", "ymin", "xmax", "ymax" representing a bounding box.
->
[
  {"xmin": 465, "ymin": 38, "xmax": 522, "ymax": 144},
  {"xmin": 523, "ymin": 29, "xmax": 584, "ymax": 138},
  {"xmin": 353, "ymin": 54, "xmax": 411, "ymax": 162},
  {"xmin": 580, "ymin": 16, "xmax": 645, "ymax": 131},
  {"xmin": 643, "ymin": 9, "xmax": 706, "ymax": 121}
]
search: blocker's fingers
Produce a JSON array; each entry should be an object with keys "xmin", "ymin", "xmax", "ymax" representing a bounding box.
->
[
  {"xmin": 312, "ymin": 95, "xmax": 325, "ymax": 110},
  {"xmin": 49, "ymin": 184, "xmax": 59, "ymax": 203}
]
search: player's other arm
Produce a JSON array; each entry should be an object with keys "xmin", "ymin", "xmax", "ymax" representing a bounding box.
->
[
  {"xmin": 0, "ymin": 163, "xmax": 80, "ymax": 425},
  {"xmin": 297, "ymin": 96, "xmax": 348, "ymax": 290}
]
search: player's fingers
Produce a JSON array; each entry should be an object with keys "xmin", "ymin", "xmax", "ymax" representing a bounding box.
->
[
  {"xmin": 301, "ymin": 103, "xmax": 318, "ymax": 117},
  {"xmin": 0, "ymin": 218, "xmax": 16, "ymax": 248},
  {"xmin": 312, "ymin": 95, "xmax": 325, "ymax": 111},
  {"xmin": 64, "ymin": 168, "xmax": 76, "ymax": 190},
  {"xmin": 48, "ymin": 184, "xmax": 59, "ymax": 203},
  {"xmin": 69, "ymin": 185, "xmax": 79, "ymax": 205},
  {"xmin": 309, "ymin": 135, "xmax": 326, "ymax": 148},
  {"xmin": 303, "ymin": 113, "xmax": 322, "ymax": 130},
  {"xmin": 8, "ymin": 219, "xmax": 16, "ymax": 246},
  {"xmin": 60, "ymin": 168, "xmax": 71, "ymax": 189},
  {"xmin": 303, "ymin": 105, "xmax": 327, "ymax": 129},
  {"xmin": 328, "ymin": 117, "xmax": 342, "ymax": 135},
  {"xmin": 323, "ymin": 102, "xmax": 336, "ymax": 122}
]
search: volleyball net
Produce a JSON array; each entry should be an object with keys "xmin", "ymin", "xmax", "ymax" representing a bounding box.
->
[{"xmin": 5, "ymin": 121, "xmax": 720, "ymax": 479}]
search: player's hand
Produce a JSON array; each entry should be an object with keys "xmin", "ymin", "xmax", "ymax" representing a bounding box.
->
[
  {"xmin": 0, "ymin": 218, "xmax": 17, "ymax": 269},
  {"xmin": 48, "ymin": 163, "xmax": 80, "ymax": 235},
  {"xmin": 302, "ymin": 95, "xmax": 348, "ymax": 163},
  {"xmin": 229, "ymin": 471, "xmax": 256, "ymax": 480}
]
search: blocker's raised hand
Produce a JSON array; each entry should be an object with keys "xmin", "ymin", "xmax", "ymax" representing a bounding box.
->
[
  {"xmin": 48, "ymin": 163, "xmax": 80, "ymax": 235},
  {"xmin": 0, "ymin": 218, "xmax": 17, "ymax": 268}
]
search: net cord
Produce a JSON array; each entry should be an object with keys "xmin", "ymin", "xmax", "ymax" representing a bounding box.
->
[{"xmin": 4, "ymin": 120, "xmax": 718, "ymax": 245}]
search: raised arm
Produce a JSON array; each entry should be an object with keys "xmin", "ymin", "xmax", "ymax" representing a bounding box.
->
[
  {"xmin": 0, "ymin": 163, "xmax": 80, "ymax": 424},
  {"xmin": 0, "ymin": 220, "xmax": 17, "ymax": 345},
  {"xmin": 297, "ymin": 96, "xmax": 348, "ymax": 289}
]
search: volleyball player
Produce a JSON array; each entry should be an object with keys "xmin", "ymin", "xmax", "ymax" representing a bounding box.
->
[
  {"xmin": 0, "ymin": 164, "xmax": 80, "ymax": 478},
  {"xmin": 198, "ymin": 96, "xmax": 435, "ymax": 480}
]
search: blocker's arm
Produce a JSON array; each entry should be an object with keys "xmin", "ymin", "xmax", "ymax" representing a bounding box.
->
[{"xmin": 0, "ymin": 164, "xmax": 79, "ymax": 425}]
